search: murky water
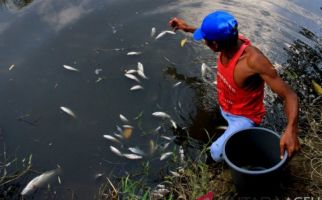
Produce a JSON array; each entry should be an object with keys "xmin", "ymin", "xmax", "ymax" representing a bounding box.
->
[{"xmin": 0, "ymin": 0, "xmax": 320, "ymax": 199}]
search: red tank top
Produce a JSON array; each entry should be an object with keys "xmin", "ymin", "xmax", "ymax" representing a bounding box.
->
[{"xmin": 217, "ymin": 35, "xmax": 265, "ymax": 124}]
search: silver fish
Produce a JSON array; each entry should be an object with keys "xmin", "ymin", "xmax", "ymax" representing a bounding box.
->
[
  {"xmin": 201, "ymin": 63, "xmax": 208, "ymax": 77},
  {"xmin": 60, "ymin": 106, "xmax": 76, "ymax": 118},
  {"xmin": 125, "ymin": 73, "xmax": 141, "ymax": 83},
  {"xmin": 173, "ymin": 81, "xmax": 182, "ymax": 88},
  {"xmin": 161, "ymin": 136, "xmax": 174, "ymax": 141},
  {"xmin": 114, "ymin": 133, "xmax": 124, "ymax": 140},
  {"xmin": 103, "ymin": 135, "xmax": 120, "ymax": 143},
  {"xmin": 57, "ymin": 176, "xmax": 62, "ymax": 184},
  {"xmin": 170, "ymin": 119, "xmax": 177, "ymax": 129},
  {"xmin": 123, "ymin": 153, "xmax": 143, "ymax": 160},
  {"xmin": 137, "ymin": 62, "xmax": 148, "ymax": 79},
  {"xmin": 151, "ymin": 27, "xmax": 156, "ymax": 37},
  {"xmin": 162, "ymin": 142, "xmax": 170, "ymax": 150},
  {"xmin": 169, "ymin": 170, "xmax": 180, "ymax": 177},
  {"xmin": 155, "ymin": 30, "xmax": 176, "ymax": 40},
  {"xmin": 125, "ymin": 69, "xmax": 137, "ymax": 74},
  {"xmin": 110, "ymin": 146, "xmax": 123, "ymax": 157},
  {"xmin": 95, "ymin": 68, "xmax": 103, "ymax": 75},
  {"xmin": 130, "ymin": 85, "xmax": 144, "ymax": 91},
  {"xmin": 179, "ymin": 146, "xmax": 185, "ymax": 162},
  {"xmin": 127, "ymin": 51, "xmax": 142, "ymax": 56},
  {"xmin": 119, "ymin": 114, "xmax": 129, "ymax": 123},
  {"xmin": 21, "ymin": 169, "xmax": 60, "ymax": 196},
  {"xmin": 154, "ymin": 126, "xmax": 162, "ymax": 132},
  {"xmin": 160, "ymin": 152, "xmax": 173, "ymax": 161},
  {"xmin": 9, "ymin": 64, "xmax": 15, "ymax": 71},
  {"xmin": 63, "ymin": 65, "xmax": 79, "ymax": 72},
  {"xmin": 152, "ymin": 112, "xmax": 171, "ymax": 119},
  {"xmin": 128, "ymin": 147, "xmax": 145, "ymax": 155},
  {"xmin": 116, "ymin": 125, "xmax": 123, "ymax": 133},
  {"xmin": 122, "ymin": 125, "xmax": 134, "ymax": 129}
]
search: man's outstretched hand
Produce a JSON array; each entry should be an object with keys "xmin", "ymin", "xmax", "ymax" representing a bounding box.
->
[
  {"xmin": 280, "ymin": 126, "xmax": 300, "ymax": 159},
  {"xmin": 168, "ymin": 17, "xmax": 196, "ymax": 33}
]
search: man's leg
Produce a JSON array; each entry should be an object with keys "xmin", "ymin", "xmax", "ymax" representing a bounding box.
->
[{"xmin": 210, "ymin": 110, "xmax": 254, "ymax": 162}]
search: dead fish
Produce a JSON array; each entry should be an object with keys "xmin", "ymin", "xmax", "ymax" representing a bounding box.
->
[
  {"xmin": 125, "ymin": 73, "xmax": 141, "ymax": 83},
  {"xmin": 170, "ymin": 119, "xmax": 177, "ymax": 129},
  {"xmin": 114, "ymin": 133, "xmax": 124, "ymax": 140},
  {"xmin": 116, "ymin": 125, "xmax": 123, "ymax": 133},
  {"xmin": 94, "ymin": 173, "xmax": 104, "ymax": 180},
  {"xmin": 160, "ymin": 152, "xmax": 173, "ymax": 161},
  {"xmin": 122, "ymin": 127, "xmax": 133, "ymax": 139},
  {"xmin": 119, "ymin": 114, "xmax": 129, "ymax": 123},
  {"xmin": 169, "ymin": 170, "xmax": 180, "ymax": 177},
  {"xmin": 173, "ymin": 81, "xmax": 182, "ymax": 88},
  {"xmin": 180, "ymin": 38, "xmax": 187, "ymax": 47},
  {"xmin": 137, "ymin": 62, "xmax": 148, "ymax": 79},
  {"xmin": 63, "ymin": 65, "xmax": 79, "ymax": 72},
  {"xmin": 57, "ymin": 176, "xmax": 62, "ymax": 184},
  {"xmin": 96, "ymin": 77, "xmax": 105, "ymax": 83},
  {"xmin": 179, "ymin": 146, "xmax": 185, "ymax": 162},
  {"xmin": 103, "ymin": 135, "xmax": 120, "ymax": 143},
  {"xmin": 123, "ymin": 153, "xmax": 143, "ymax": 160},
  {"xmin": 110, "ymin": 146, "xmax": 123, "ymax": 157},
  {"xmin": 152, "ymin": 112, "xmax": 171, "ymax": 119},
  {"xmin": 151, "ymin": 27, "xmax": 156, "ymax": 37},
  {"xmin": 127, "ymin": 52, "xmax": 142, "ymax": 56},
  {"xmin": 125, "ymin": 69, "xmax": 137, "ymax": 74},
  {"xmin": 130, "ymin": 85, "xmax": 144, "ymax": 91},
  {"xmin": 21, "ymin": 169, "xmax": 60, "ymax": 196},
  {"xmin": 128, "ymin": 147, "xmax": 145, "ymax": 155},
  {"xmin": 155, "ymin": 30, "xmax": 176, "ymax": 40},
  {"xmin": 122, "ymin": 125, "xmax": 134, "ymax": 129},
  {"xmin": 201, "ymin": 63, "xmax": 208, "ymax": 77},
  {"xmin": 60, "ymin": 106, "xmax": 76, "ymax": 118},
  {"xmin": 162, "ymin": 142, "xmax": 170, "ymax": 150},
  {"xmin": 154, "ymin": 126, "xmax": 162, "ymax": 132},
  {"xmin": 9, "ymin": 64, "xmax": 15, "ymax": 71},
  {"xmin": 95, "ymin": 68, "xmax": 103, "ymax": 75},
  {"xmin": 161, "ymin": 136, "xmax": 174, "ymax": 141}
]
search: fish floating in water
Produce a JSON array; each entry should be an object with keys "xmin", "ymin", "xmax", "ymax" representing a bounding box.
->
[
  {"xmin": 60, "ymin": 106, "xmax": 76, "ymax": 118},
  {"xmin": 125, "ymin": 69, "xmax": 137, "ymax": 74},
  {"xmin": 103, "ymin": 134, "xmax": 120, "ymax": 144},
  {"xmin": 21, "ymin": 168, "xmax": 60, "ymax": 196},
  {"xmin": 125, "ymin": 73, "xmax": 141, "ymax": 83},
  {"xmin": 137, "ymin": 62, "xmax": 148, "ymax": 79},
  {"xmin": 127, "ymin": 52, "xmax": 142, "ymax": 56},
  {"xmin": 9, "ymin": 64, "xmax": 15, "ymax": 71},
  {"xmin": 122, "ymin": 153, "xmax": 142, "ymax": 160},
  {"xmin": 110, "ymin": 146, "xmax": 123, "ymax": 157},
  {"xmin": 130, "ymin": 85, "xmax": 144, "ymax": 91},
  {"xmin": 180, "ymin": 38, "xmax": 187, "ymax": 47},
  {"xmin": 160, "ymin": 152, "xmax": 173, "ymax": 161},
  {"xmin": 63, "ymin": 65, "xmax": 79, "ymax": 72},
  {"xmin": 94, "ymin": 68, "xmax": 103, "ymax": 75},
  {"xmin": 173, "ymin": 81, "xmax": 182, "ymax": 88},
  {"xmin": 119, "ymin": 114, "xmax": 129, "ymax": 123},
  {"xmin": 152, "ymin": 112, "xmax": 171, "ymax": 119},
  {"xmin": 151, "ymin": 27, "xmax": 156, "ymax": 37},
  {"xmin": 128, "ymin": 147, "xmax": 146, "ymax": 156},
  {"xmin": 155, "ymin": 30, "xmax": 176, "ymax": 40}
]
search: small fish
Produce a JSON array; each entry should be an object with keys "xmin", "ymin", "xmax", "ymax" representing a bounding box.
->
[
  {"xmin": 128, "ymin": 147, "xmax": 145, "ymax": 155},
  {"xmin": 154, "ymin": 126, "xmax": 162, "ymax": 132},
  {"xmin": 161, "ymin": 136, "xmax": 174, "ymax": 141},
  {"xmin": 125, "ymin": 69, "xmax": 137, "ymax": 74},
  {"xmin": 169, "ymin": 170, "xmax": 180, "ymax": 177},
  {"xmin": 179, "ymin": 146, "xmax": 185, "ymax": 162},
  {"xmin": 94, "ymin": 173, "xmax": 104, "ymax": 180},
  {"xmin": 137, "ymin": 62, "xmax": 148, "ymax": 79},
  {"xmin": 130, "ymin": 85, "xmax": 144, "ymax": 91},
  {"xmin": 170, "ymin": 119, "xmax": 177, "ymax": 129},
  {"xmin": 162, "ymin": 142, "xmax": 170, "ymax": 150},
  {"xmin": 103, "ymin": 135, "xmax": 120, "ymax": 143},
  {"xmin": 114, "ymin": 133, "xmax": 124, "ymax": 140},
  {"xmin": 119, "ymin": 114, "xmax": 129, "ymax": 123},
  {"xmin": 180, "ymin": 38, "xmax": 187, "ymax": 47},
  {"xmin": 123, "ymin": 127, "xmax": 133, "ymax": 139},
  {"xmin": 127, "ymin": 52, "xmax": 142, "ymax": 56},
  {"xmin": 21, "ymin": 169, "xmax": 60, "ymax": 196},
  {"xmin": 152, "ymin": 112, "xmax": 171, "ymax": 119},
  {"xmin": 110, "ymin": 146, "xmax": 123, "ymax": 157},
  {"xmin": 201, "ymin": 63, "xmax": 208, "ymax": 77},
  {"xmin": 160, "ymin": 152, "xmax": 173, "ymax": 161},
  {"xmin": 125, "ymin": 73, "xmax": 141, "ymax": 83},
  {"xmin": 116, "ymin": 125, "xmax": 123, "ymax": 133},
  {"xmin": 96, "ymin": 77, "xmax": 105, "ymax": 83},
  {"xmin": 57, "ymin": 176, "xmax": 62, "ymax": 184},
  {"xmin": 122, "ymin": 125, "xmax": 134, "ymax": 129},
  {"xmin": 60, "ymin": 106, "xmax": 76, "ymax": 118},
  {"xmin": 94, "ymin": 68, "xmax": 103, "ymax": 75},
  {"xmin": 123, "ymin": 153, "xmax": 143, "ymax": 160},
  {"xmin": 151, "ymin": 27, "xmax": 156, "ymax": 37},
  {"xmin": 155, "ymin": 30, "xmax": 176, "ymax": 40},
  {"xmin": 63, "ymin": 65, "xmax": 79, "ymax": 72},
  {"xmin": 173, "ymin": 81, "xmax": 182, "ymax": 88},
  {"xmin": 9, "ymin": 64, "xmax": 15, "ymax": 71}
]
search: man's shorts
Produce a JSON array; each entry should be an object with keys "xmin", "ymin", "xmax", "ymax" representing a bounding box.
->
[{"xmin": 210, "ymin": 109, "xmax": 255, "ymax": 162}]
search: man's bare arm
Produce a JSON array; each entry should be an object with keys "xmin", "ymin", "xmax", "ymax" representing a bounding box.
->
[
  {"xmin": 168, "ymin": 17, "xmax": 196, "ymax": 33},
  {"xmin": 248, "ymin": 48, "xmax": 300, "ymax": 158}
]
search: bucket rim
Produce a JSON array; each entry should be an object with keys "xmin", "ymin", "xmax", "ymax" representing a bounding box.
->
[{"xmin": 223, "ymin": 127, "xmax": 288, "ymax": 175}]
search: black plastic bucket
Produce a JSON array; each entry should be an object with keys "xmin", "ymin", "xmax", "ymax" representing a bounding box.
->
[{"xmin": 223, "ymin": 127, "xmax": 288, "ymax": 196}]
